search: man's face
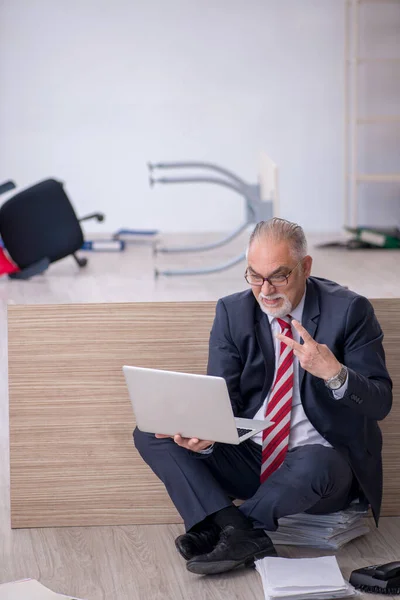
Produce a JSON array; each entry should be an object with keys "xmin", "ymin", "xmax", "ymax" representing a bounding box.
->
[{"xmin": 246, "ymin": 238, "xmax": 312, "ymax": 318}]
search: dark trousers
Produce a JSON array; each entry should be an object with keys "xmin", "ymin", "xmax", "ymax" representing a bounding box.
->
[{"xmin": 133, "ymin": 429, "xmax": 356, "ymax": 532}]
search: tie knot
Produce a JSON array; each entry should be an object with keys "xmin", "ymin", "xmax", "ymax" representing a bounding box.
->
[{"xmin": 276, "ymin": 317, "xmax": 291, "ymax": 332}]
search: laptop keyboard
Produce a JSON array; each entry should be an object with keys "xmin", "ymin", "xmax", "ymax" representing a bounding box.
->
[{"xmin": 237, "ymin": 427, "xmax": 254, "ymax": 437}]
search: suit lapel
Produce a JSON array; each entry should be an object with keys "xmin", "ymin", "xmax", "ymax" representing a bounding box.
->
[
  {"xmin": 298, "ymin": 279, "xmax": 320, "ymax": 390},
  {"xmin": 254, "ymin": 304, "xmax": 276, "ymax": 399}
]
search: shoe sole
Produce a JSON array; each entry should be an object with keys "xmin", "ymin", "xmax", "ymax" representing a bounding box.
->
[{"xmin": 186, "ymin": 548, "xmax": 277, "ymax": 575}]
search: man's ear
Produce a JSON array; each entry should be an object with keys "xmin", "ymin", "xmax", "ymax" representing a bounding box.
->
[{"xmin": 303, "ymin": 255, "xmax": 313, "ymax": 278}]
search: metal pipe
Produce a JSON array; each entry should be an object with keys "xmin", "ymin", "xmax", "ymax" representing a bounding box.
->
[
  {"xmin": 154, "ymin": 252, "xmax": 246, "ymax": 277},
  {"xmin": 155, "ymin": 222, "xmax": 249, "ymax": 254},
  {"xmin": 150, "ymin": 175, "xmax": 246, "ymax": 197},
  {"xmin": 148, "ymin": 161, "xmax": 248, "ymax": 188}
]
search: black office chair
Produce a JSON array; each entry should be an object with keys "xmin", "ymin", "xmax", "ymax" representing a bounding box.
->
[{"xmin": 0, "ymin": 178, "xmax": 104, "ymax": 279}]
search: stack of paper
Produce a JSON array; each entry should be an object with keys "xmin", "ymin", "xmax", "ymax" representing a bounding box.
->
[
  {"xmin": 0, "ymin": 579, "xmax": 85, "ymax": 600},
  {"xmin": 255, "ymin": 556, "xmax": 356, "ymax": 600},
  {"xmin": 267, "ymin": 505, "xmax": 369, "ymax": 549}
]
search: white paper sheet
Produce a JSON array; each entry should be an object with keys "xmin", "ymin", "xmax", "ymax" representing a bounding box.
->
[
  {"xmin": 0, "ymin": 579, "xmax": 85, "ymax": 600},
  {"xmin": 256, "ymin": 556, "xmax": 357, "ymax": 600}
]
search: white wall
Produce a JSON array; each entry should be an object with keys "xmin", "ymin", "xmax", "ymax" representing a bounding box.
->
[{"xmin": 0, "ymin": 0, "xmax": 378, "ymax": 233}]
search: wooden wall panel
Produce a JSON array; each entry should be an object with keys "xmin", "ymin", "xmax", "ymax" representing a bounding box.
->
[
  {"xmin": 8, "ymin": 299, "xmax": 400, "ymax": 528},
  {"xmin": 8, "ymin": 302, "xmax": 215, "ymax": 528},
  {"xmin": 371, "ymin": 299, "xmax": 400, "ymax": 516}
]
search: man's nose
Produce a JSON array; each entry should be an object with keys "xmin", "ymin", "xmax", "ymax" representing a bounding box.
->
[{"xmin": 261, "ymin": 279, "xmax": 275, "ymax": 294}]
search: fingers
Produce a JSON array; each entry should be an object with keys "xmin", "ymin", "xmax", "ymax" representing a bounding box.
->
[
  {"xmin": 276, "ymin": 333, "xmax": 302, "ymax": 352},
  {"xmin": 173, "ymin": 434, "xmax": 189, "ymax": 446},
  {"xmin": 175, "ymin": 435, "xmax": 213, "ymax": 452},
  {"xmin": 291, "ymin": 319, "xmax": 316, "ymax": 344},
  {"xmin": 186, "ymin": 437, "xmax": 201, "ymax": 449},
  {"xmin": 155, "ymin": 433, "xmax": 213, "ymax": 452},
  {"xmin": 155, "ymin": 434, "xmax": 199, "ymax": 443},
  {"xmin": 277, "ymin": 321, "xmax": 318, "ymax": 353}
]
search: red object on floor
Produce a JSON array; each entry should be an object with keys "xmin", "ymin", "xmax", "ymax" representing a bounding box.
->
[{"xmin": 0, "ymin": 248, "xmax": 20, "ymax": 275}]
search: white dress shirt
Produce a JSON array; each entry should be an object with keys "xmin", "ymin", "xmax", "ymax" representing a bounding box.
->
[{"xmin": 251, "ymin": 291, "xmax": 347, "ymax": 449}]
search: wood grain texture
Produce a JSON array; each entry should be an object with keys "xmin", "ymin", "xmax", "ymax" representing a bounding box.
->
[
  {"xmin": 8, "ymin": 302, "xmax": 215, "ymax": 528},
  {"xmin": 371, "ymin": 300, "xmax": 400, "ymax": 516},
  {"xmin": 8, "ymin": 297, "xmax": 400, "ymax": 528}
]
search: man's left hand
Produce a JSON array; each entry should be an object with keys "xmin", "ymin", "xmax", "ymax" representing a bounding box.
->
[
  {"xmin": 276, "ymin": 319, "xmax": 341, "ymax": 381},
  {"xmin": 155, "ymin": 433, "xmax": 214, "ymax": 452}
]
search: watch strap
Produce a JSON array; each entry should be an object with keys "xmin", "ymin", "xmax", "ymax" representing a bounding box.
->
[{"xmin": 325, "ymin": 364, "xmax": 348, "ymax": 389}]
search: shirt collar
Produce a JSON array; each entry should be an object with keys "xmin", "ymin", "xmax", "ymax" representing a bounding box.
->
[{"xmin": 266, "ymin": 289, "xmax": 306, "ymax": 326}]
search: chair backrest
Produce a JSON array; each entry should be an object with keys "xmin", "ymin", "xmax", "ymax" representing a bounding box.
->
[
  {"xmin": 0, "ymin": 179, "xmax": 83, "ymax": 268},
  {"xmin": 7, "ymin": 299, "xmax": 400, "ymax": 528}
]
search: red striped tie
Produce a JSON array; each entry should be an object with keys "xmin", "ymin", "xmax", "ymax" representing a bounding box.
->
[{"xmin": 260, "ymin": 317, "xmax": 294, "ymax": 484}]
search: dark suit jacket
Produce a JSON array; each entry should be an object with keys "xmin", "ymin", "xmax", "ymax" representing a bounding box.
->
[{"xmin": 207, "ymin": 276, "xmax": 393, "ymax": 524}]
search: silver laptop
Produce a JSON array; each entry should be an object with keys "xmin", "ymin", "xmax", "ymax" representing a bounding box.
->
[{"xmin": 123, "ymin": 365, "xmax": 273, "ymax": 445}]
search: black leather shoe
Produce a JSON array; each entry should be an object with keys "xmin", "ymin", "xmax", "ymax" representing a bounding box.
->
[
  {"xmin": 175, "ymin": 523, "xmax": 221, "ymax": 560},
  {"xmin": 186, "ymin": 525, "xmax": 277, "ymax": 575}
]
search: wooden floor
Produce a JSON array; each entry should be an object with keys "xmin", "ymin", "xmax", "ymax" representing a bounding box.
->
[{"xmin": 1, "ymin": 232, "xmax": 400, "ymax": 599}]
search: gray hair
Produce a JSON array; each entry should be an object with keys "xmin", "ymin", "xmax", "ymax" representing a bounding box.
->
[{"xmin": 247, "ymin": 218, "xmax": 308, "ymax": 260}]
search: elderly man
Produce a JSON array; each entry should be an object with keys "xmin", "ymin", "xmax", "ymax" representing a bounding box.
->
[{"xmin": 134, "ymin": 218, "xmax": 392, "ymax": 576}]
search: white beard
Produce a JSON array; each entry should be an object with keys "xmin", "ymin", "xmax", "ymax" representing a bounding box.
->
[{"xmin": 257, "ymin": 292, "xmax": 293, "ymax": 318}]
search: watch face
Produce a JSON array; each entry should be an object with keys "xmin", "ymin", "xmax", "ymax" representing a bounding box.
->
[{"xmin": 328, "ymin": 378, "xmax": 342, "ymax": 390}]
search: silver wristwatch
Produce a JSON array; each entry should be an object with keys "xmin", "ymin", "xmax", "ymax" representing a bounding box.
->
[{"xmin": 324, "ymin": 364, "xmax": 348, "ymax": 390}]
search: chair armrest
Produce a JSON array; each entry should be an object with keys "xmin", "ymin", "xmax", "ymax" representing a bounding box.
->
[
  {"xmin": 0, "ymin": 180, "xmax": 16, "ymax": 195},
  {"xmin": 8, "ymin": 257, "xmax": 50, "ymax": 280}
]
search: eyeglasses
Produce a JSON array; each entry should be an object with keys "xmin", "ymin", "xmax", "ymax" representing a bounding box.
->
[{"xmin": 244, "ymin": 261, "xmax": 302, "ymax": 288}]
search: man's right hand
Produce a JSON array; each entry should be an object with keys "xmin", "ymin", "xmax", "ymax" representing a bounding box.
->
[{"xmin": 155, "ymin": 433, "xmax": 214, "ymax": 453}]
